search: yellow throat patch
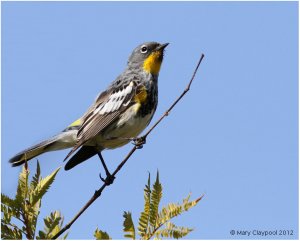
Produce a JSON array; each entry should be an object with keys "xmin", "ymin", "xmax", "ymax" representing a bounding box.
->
[{"xmin": 143, "ymin": 51, "xmax": 163, "ymax": 75}]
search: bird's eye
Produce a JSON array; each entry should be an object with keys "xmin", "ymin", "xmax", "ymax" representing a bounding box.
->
[{"xmin": 140, "ymin": 45, "xmax": 148, "ymax": 54}]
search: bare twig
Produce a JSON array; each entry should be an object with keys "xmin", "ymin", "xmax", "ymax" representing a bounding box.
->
[
  {"xmin": 52, "ymin": 54, "xmax": 205, "ymax": 239},
  {"xmin": 143, "ymin": 54, "xmax": 205, "ymax": 139}
]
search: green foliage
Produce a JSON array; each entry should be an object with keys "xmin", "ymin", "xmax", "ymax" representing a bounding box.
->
[
  {"xmin": 123, "ymin": 211, "xmax": 135, "ymax": 239},
  {"xmin": 149, "ymin": 171, "xmax": 162, "ymax": 228},
  {"xmin": 95, "ymin": 171, "xmax": 202, "ymax": 240},
  {"xmin": 1, "ymin": 161, "xmax": 66, "ymax": 239},
  {"xmin": 138, "ymin": 173, "xmax": 151, "ymax": 238},
  {"xmin": 154, "ymin": 222, "xmax": 193, "ymax": 239},
  {"xmin": 3, "ymin": 162, "xmax": 201, "ymax": 239},
  {"xmin": 37, "ymin": 211, "xmax": 68, "ymax": 239},
  {"xmin": 30, "ymin": 162, "xmax": 60, "ymax": 206},
  {"xmin": 94, "ymin": 228, "xmax": 111, "ymax": 240}
]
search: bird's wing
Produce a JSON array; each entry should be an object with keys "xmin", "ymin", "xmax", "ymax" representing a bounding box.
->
[{"xmin": 64, "ymin": 81, "xmax": 137, "ymax": 160}]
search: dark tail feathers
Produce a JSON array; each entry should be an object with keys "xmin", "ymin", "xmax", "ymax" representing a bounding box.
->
[{"xmin": 64, "ymin": 146, "xmax": 98, "ymax": 170}]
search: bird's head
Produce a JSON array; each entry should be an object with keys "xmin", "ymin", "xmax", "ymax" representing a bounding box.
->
[{"xmin": 128, "ymin": 42, "xmax": 169, "ymax": 75}]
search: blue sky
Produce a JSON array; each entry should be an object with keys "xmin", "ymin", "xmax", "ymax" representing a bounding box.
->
[{"xmin": 2, "ymin": 1, "xmax": 298, "ymax": 239}]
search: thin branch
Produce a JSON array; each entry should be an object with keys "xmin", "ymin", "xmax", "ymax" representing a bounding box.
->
[
  {"xmin": 51, "ymin": 54, "xmax": 205, "ymax": 239},
  {"xmin": 143, "ymin": 54, "xmax": 205, "ymax": 139}
]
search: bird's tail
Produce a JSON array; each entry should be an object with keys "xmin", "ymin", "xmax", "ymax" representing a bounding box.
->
[{"xmin": 9, "ymin": 130, "xmax": 77, "ymax": 167}]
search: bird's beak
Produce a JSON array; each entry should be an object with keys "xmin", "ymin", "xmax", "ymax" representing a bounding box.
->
[{"xmin": 156, "ymin": 43, "xmax": 169, "ymax": 51}]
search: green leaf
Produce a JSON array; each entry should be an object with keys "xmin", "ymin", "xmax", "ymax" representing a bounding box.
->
[
  {"xmin": 27, "ymin": 163, "xmax": 53, "ymax": 238},
  {"xmin": 157, "ymin": 202, "xmax": 182, "ymax": 225},
  {"xmin": 149, "ymin": 171, "xmax": 162, "ymax": 228},
  {"xmin": 30, "ymin": 161, "xmax": 41, "ymax": 191},
  {"xmin": 90, "ymin": 172, "xmax": 203, "ymax": 240},
  {"xmin": 2, "ymin": 162, "xmax": 65, "ymax": 240},
  {"xmin": 36, "ymin": 211, "xmax": 64, "ymax": 239},
  {"xmin": 1, "ymin": 194, "xmax": 21, "ymax": 221},
  {"xmin": 94, "ymin": 228, "xmax": 111, "ymax": 240},
  {"xmin": 182, "ymin": 194, "xmax": 203, "ymax": 211},
  {"xmin": 155, "ymin": 222, "xmax": 193, "ymax": 239},
  {"xmin": 157, "ymin": 194, "xmax": 203, "ymax": 227},
  {"xmin": 150, "ymin": 194, "xmax": 203, "ymax": 239},
  {"xmin": 123, "ymin": 211, "xmax": 135, "ymax": 239},
  {"xmin": 1, "ymin": 222, "xmax": 23, "ymax": 239},
  {"xmin": 2, "ymin": 205, "xmax": 14, "ymax": 224},
  {"xmin": 37, "ymin": 230, "xmax": 46, "ymax": 239},
  {"xmin": 138, "ymin": 172, "xmax": 151, "ymax": 238},
  {"xmin": 15, "ymin": 166, "xmax": 30, "ymax": 206},
  {"xmin": 62, "ymin": 232, "xmax": 69, "ymax": 240},
  {"xmin": 13, "ymin": 166, "xmax": 35, "ymax": 239},
  {"xmin": 1, "ymin": 194, "xmax": 16, "ymax": 208},
  {"xmin": 27, "ymin": 197, "xmax": 42, "ymax": 238},
  {"xmin": 30, "ymin": 167, "xmax": 60, "ymax": 206}
]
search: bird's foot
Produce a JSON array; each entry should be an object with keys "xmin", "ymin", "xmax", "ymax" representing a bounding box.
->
[
  {"xmin": 99, "ymin": 172, "xmax": 115, "ymax": 186},
  {"xmin": 132, "ymin": 136, "xmax": 146, "ymax": 149}
]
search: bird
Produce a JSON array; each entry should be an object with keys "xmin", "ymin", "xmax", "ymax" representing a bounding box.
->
[{"xmin": 9, "ymin": 41, "xmax": 168, "ymax": 183}]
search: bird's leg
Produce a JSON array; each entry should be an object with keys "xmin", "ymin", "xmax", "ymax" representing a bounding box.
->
[{"xmin": 97, "ymin": 152, "xmax": 115, "ymax": 185}]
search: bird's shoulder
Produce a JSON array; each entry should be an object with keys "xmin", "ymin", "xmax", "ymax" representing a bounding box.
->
[{"xmin": 81, "ymin": 73, "xmax": 142, "ymax": 120}]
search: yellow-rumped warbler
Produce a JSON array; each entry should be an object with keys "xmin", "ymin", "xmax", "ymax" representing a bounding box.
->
[{"xmin": 9, "ymin": 42, "xmax": 168, "ymax": 179}]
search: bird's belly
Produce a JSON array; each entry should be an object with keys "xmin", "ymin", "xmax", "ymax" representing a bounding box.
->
[{"xmin": 94, "ymin": 104, "xmax": 154, "ymax": 149}]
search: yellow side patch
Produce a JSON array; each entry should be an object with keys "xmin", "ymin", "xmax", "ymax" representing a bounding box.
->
[
  {"xmin": 134, "ymin": 87, "xmax": 148, "ymax": 113},
  {"xmin": 69, "ymin": 118, "xmax": 81, "ymax": 127},
  {"xmin": 134, "ymin": 87, "xmax": 148, "ymax": 104},
  {"xmin": 143, "ymin": 51, "xmax": 162, "ymax": 75}
]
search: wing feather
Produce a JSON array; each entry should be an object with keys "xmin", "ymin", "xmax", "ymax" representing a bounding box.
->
[{"xmin": 64, "ymin": 81, "xmax": 136, "ymax": 161}]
